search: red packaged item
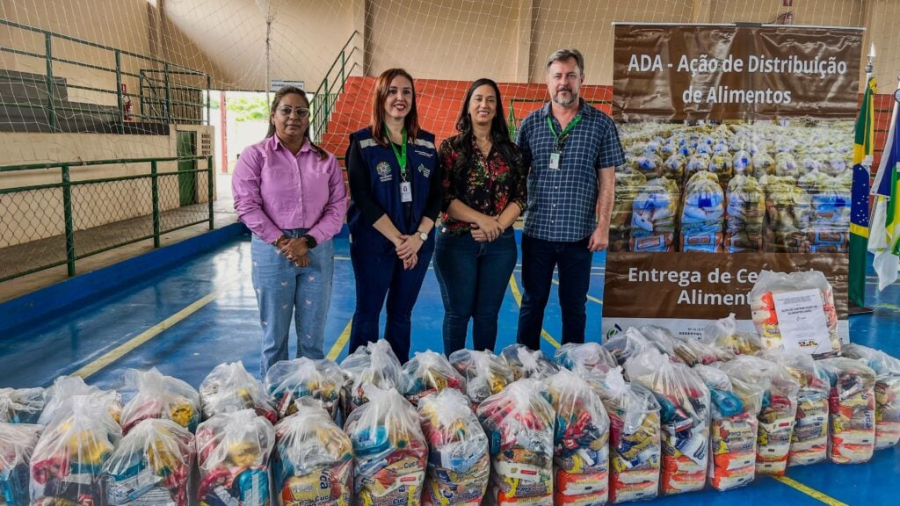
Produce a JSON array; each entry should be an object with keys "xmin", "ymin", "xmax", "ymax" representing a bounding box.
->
[
  {"xmin": 818, "ymin": 358, "xmax": 877, "ymax": 464},
  {"xmin": 843, "ymin": 344, "xmax": 900, "ymax": 450}
]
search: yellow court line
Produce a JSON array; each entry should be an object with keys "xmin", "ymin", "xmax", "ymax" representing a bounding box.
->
[
  {"xmin": 73, "ymin": 292, "xmax": 218, "ymax": 379},
  {"xmin": 550, "ymin": 278, "xmax": 603, "ymax": 305},
  {"xmin": 507, "ymin": 275, "xmax": 561, "ymax": 348},
  {"xmin": 327, "ymin": 320, "xmax": 353, "ymax": 361},
  {"xmin": 770, "ymin": 476, "xmax": 849, "ymax": 506}
]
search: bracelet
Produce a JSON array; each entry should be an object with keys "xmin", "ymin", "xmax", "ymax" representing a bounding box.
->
[{"xmin": 272, "ymin": 235, "xmax": 287, "ymax": 247}]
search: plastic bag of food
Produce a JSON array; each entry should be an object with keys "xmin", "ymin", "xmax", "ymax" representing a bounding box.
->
[
  {"xmin": 196, "ymin": 409, "xmax": 274, "ymax": 505},
  {"xmin": 630, "ymin": 178, "xmax": 680, "ymax": 253},
  {"xmin": 31, "ymin": 395, "xmax": 122, "ymax": 505},
  {"xmin": 402, "ymin": 351, "xmax": 467, "ymax": 406},
  {"xmin": 624, "ymin": 349, "xmax": 710, "ymax": 495},
  {"xmin": 763, "ymin": 177, "xmax": 811, "ymax": 253},
  {"xmin": 418, "ymin": 389, "xmax": 490, "ymax": 506},
  {"xmin": 818, "ymin": 358, "xmax": 877, "ymax": 464},
  {"xmin": 724, "ymin": 174, "xmax": 764, "ymax": 253},
  {"xmin": 501, "ymin": 345, "xmax": 559, "ymax": 381},
  {"xmin": 273, "ymin": 398, "xmax": 353, "ymax": 506},
  {"xmin": 345, "ymin": 385, "xmax": 427, "ymax": 506},
  {"xmin": 700, "ymin": 314, "xmax": 761, "ymax": 358},
  {"xmin": 340, "ymin": 340, "xmax": 404, "ymax": 414},
  {"xmin": 751, "ymin": 153, "xmax": 775, "ymax": 179},
  {"xmin": 585, "ymin": 368, "xmax": 660, "ymax": 504},
  {"xmin": 0, "ymin": 388, "xmax": 44, "ymax": 424},
  {"xmin": 748, "ymin": 270, "xmax": 840, "ymax": 358},
  {"xmin": 693, "ymin": 365, "xmax": 756, "ymax": 492},
  {"xmin": 546, "ymin": 369, "xmax": 610, "ymax": 506},
  {"xmin": 639, "ymin": 325, "xmax": 733, "ymax": 366},
  {"xmin": 610, "ymin": 171, "xmax": 648, "ymax": 252},
  {"xmin": 199, "ymin": 362, "xmax": 277, "ymax": 424},
  {"xmin": 807, "ymin": 177, "xmax": 851, "ymax": 253},
  {"xmin": 477, "ymin": 379, "xmax": 555, "ymax": 506},
  {"xmin": 717, "ymin": 356, "xmax": 799, "ymax": 475},
  {"xmin": 265, "ymin": 357, "xmax": 344, "ymax": 420},
  {"xmin": 121, "ymin": 368, "xmax": 201, "ymax": 435},
  {"xmin": 449, "ymin": 350, "xmax": 514, "ymax": 406},
  {"xmin": 842, "ymin": 344, "xmax": 900, "ymax": 449},
  {"xmin": 102, "ymin": 418, "xmax": 194, "ymax": 505},
  {"xmin": 39, "ymin": 375, "xmax": 123, "ymax": 427},
  {"xmin": 662, "ymin": 154, "xmax": 685, "ymax": 182},
  {"xmin": 602, "ymin": 328, "xmax": 656, "ymax": 367},
  {"xmin": 775, "ymin": 152, "xmax": 799, "ymax": 179},
  {"xmin": 680, "ymin": 171, "xmax": 725, "ymax": 253},
  {"xmin": 0, "ymin": 423, "xmax": 41, "ymax": 506},
  {"xmin": 555, "ymin": 343, "xmax": 617, "ymax": 374}
]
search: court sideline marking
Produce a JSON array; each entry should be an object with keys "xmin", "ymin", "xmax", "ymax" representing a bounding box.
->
[
  {"xmin": 508, "ymin": 275, "xmax": 561, "ymax": 348},
  {"xmin": 770, "ymin": 476, "xmax": 849, "ymax": 506}
]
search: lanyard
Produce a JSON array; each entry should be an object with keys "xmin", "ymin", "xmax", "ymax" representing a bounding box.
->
[
  {"xmin": 547, "ymin": 114, "xmax": 582, "ymax": 150},
  {"xmin": 385, "ymin": 123, "xmax": 408, "ymax": 181}
]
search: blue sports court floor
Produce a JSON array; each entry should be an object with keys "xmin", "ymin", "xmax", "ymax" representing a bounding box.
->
[{"xmin": 1, "ymin": 230, "xmax": 898, "ymax": 505}]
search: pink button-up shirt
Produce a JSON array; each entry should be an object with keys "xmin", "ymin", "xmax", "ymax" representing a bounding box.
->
[{"xmin": 232, "ymin": 136, "xmax": 348, "ymax": 245}]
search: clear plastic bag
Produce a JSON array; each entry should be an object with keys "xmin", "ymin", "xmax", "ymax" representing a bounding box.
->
[
  {"xmin": 449, "ymin": 350, "xmax": 514, "ymax": 406},
  {"xmin": 196, "ymin": 409, "xmax": 274, "ymax": 506},
  {"xmin": 554, "ymin": 342, "xmax": 617, "ymax": 374},
  {"xmin": 680, "ymin": 171, "xmax": 725, "ymax": 253},
  {"xmin": 273, "ymin": 398, "xmax": 353, "ymax": 506},
  {"xmin": 102, "ymin": 418, "xmax": 195, "ymax": 505},
  {"xmin": 500, "ymin": 345, "xmax": 558, "ymax": 381},
  {"xmin": 199, "ymin": 362, "xmax": 277, "ymax": 424},
  {"xmin": 818, "ymin": 358, "xmax": 877, "ymax": 464},
  {"xmin": 624, "ymin": 349, "xmax": 710, "ymax": 495},
  {"xmin": 418, "ymin": 389, "xmax": 490, "ymax": 506},
  {"xmin": 639, "ymin": 325, "xmax": 733, "ymax": 366},
  {"xmin": 38, "ymin": 376, "xmax": 123, "ymax": 427},
  {"xmin": 0, "ymin": 423, "xmax": 41, "ymax": 506},
  {"xmin": 546, "ymin": 369, "xmax": 610, "ymax": 506},
  {"xmin": 602, "ymin": 328, "xmax": 655, "ymax": 367},
  {"xmin": 31, "ymin": 395, "xmax": 122, "ymax": 505},
  {"xmin": 842, "ymin": 344, "xmax": 900, "ymax": 449},
  {"xmin": 344, "ymin": 385, "xmax": 427, "ymax": 506},
  {"xmin": 724, "ymin": 174, "xmax": 764, "ymax": 253},
  {"xmin": 477, "ymin": 379, "xmax": 555, "ymax": 506},
  {"xmin": 340, "ymin": 340, "xmax": 404, "ymax": 414},
  {"xmin": 700, "ymin": 314, "xmax": 761, "ymax": 358},
  {"xmin": 630, "ymin": 178, "xmax": 680, "ymax": 253},
  {"xmin": 401, "ymin": 351, "xmax": 467, "ymax": 406},
  {"xmin": 121, "ymin": 368, "xmax": 201, "ymax": 435},
  {"xmin": 0, "ymin": 388, "xmax": 44, "ymax": 425},
  {"xmin": 264, "ymin": 357, "xmax": 344, "ymax": 420}
]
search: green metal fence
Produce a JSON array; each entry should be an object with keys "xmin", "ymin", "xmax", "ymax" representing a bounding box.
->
[
  {"xmin": 0, "ymin": 156, "xmax": 214, "ymax": 283},
  {"xmin": 310, "ymin": 31, "xmax": 359, "ymax": 143}
]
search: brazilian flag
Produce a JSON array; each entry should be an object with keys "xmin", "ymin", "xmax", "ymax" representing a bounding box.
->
[{"xmin": 849, "ymin": 77, "xmax": 876, "ymax": 308}]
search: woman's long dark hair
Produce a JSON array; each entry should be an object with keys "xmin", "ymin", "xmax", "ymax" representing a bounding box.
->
[
  {"xmin": 449, "ymin": 78, "xmax": 520, "ymax": 176},
  {"xmin": 266, "ymin": 85, "xmax": 326, "ymax": 160}
]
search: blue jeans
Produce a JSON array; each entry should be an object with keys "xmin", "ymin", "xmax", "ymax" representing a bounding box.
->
[
  {"xmin": 516, "ymin": 234, "xmax": 593, "ymax": 349},
  {"xmin": 434, "ymin": 228, "xmax": 517, "ymax": 355},
  {"xmin": 251, "ymin": 229, "xmax": 334, "ymax": 377}
]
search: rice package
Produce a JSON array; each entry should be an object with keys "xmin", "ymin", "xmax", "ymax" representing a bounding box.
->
[
  {"xmin": 196, "ymin": 409, "xmax": 274, "ymax": 505},
  {"xmin": 748, "ymin": 270, "xmax": 841, "ymax": 357},
  {"xmin": 121, "ymin": 368, "xmax": 201, "ymax": 435},
  {"xmin": 102, "ymin": 418, "xmax": 195, "ymax": 505},
  {"xmin": 449, "ymin": 349, "xmax": 513, "ymax": 406},
  {"xmin": 340, "ymin": 340, "xmax": 403, "ymax": 413},
  {"xmin": 418, "ymin": 389, "xmax": 490, "ymax": 506},
  {"xmin": 818, "ymin": 358, "xmax": 877, "ymax": 464},
  {"xmin": 639, "ymin": 325, "xmax": 733, "ymax": 366},
  {"xmin": 718, "ymin": 356, "xmax": 799, "ymax": 475},
  {"xmin": 700, "ymin": 314, "xmax": 761, "ymax": 358},
  {"xmin": 273, "ymin": 398, "xmax": 353, "ymax": 506},
  {"xmin": 39, "ymin": 375, "xmax": 123, "ymax": 426},
  {"xmin": 546, "ymin": 369, "xmax": 610, "ymax": 506},
  {"xmin": 624, "ymin": 349, "xmax": 710, "ymax": 495},
  {"xmin": 264, "ymin": 357, "xmax": 344, "ymax": 420},
  {"xmin": 630, "ymin": 178, "xmax": 680, "ymax": 253},
  {"xmin": 477, "ymin": 379, "xmax": 555, "ymax": 506},
  {"xmin": 843, "ymin": 344, "xmax": 900, "ymax": 449},
  {"xmin": 31, "ymin": 395, "xmax": 122, "ymax": 506},
  {"xmin": 0, "ymin": 388, "xmax": 44, "ymax": 424},
  {"xmin": 763, "ymin": 177, "xmax": 811, "ymax": 253},
  {"xmin": 693, "ymin": 365, "xmax": 756, "ymax": 492},
  {"xmin": 0, "ymin": 423, "xmax": 41, "ymax": 506},
  {"xmin": 402, "ymin": 351, "xmax": 467, "ymax": 406},
  {"xmin": 602, "ymin": 328, "xmax": 655, "ymax": 367},
  {"xmin": 501, "ymin": 345, "xmax": 559, "ymax": 381},
  {"xmin": 680, "ymin": 171, "xmax": 725, "ymax": 253},
  {"xmin": 724, "ymin": 174, "xmax": 764, "ymax": 252},
  {"xmin": 555, "ymin": 343, "xmax": 617, "ymax": 374},
  {"xmin": 345, "ymin": 385, "xmax": 427, "ymax": 506},
  {"xmin": 199, "ymin": 362, "xmax": 277, "ymax": 424}
]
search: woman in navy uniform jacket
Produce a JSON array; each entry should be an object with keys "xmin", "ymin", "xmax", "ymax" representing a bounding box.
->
[{"xmin": 345, "ymin": 68, "xmax": 443, "ymax": 362}]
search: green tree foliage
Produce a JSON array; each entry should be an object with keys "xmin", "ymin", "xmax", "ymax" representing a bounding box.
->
[{"xmin": 228, "ymin": 96, "xmax": 269, "ymax": 122}]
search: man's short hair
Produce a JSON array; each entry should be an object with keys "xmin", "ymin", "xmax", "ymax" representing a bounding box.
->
[{"xmin": 546, "ymin": 48, "xmax": 584, "ymax": 75}]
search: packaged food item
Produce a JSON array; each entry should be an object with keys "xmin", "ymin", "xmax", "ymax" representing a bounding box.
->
[
  {"xmin": 680, "ymin": 171, "xmax": 725, "ymax": 253},
  {"xmin": 265, "ymin": 357, "xmax": 344, "ymax": 420},
  {"xmin": 724, "ymin": 174, "xmax": 765, "ymax": 252},
  {"xmin": 501, "ymin": 345, "xmax": 559, "ymax": 381},
  {"xmin": 700, "ymin": 314, "xmax": 761, "ymax": 358},
  {"xmin": 554, "ymin": 343, "xmax": 617, "ymax": 374},
  {"xmin": 842, "ymin": 344, "xmax": 900, "ymax": 449},
  {"xmin": 0, "ymin": 388, "xmax": 44, "ymax": 424},
  {"xmin": 102, "ymin": 418, "xmax": 194, "ymax": 505},
  {"xmin": 273, "ymin": 398, "xmax": 353, "ymax": 506},
  {"xmin": 602, "ymin": 328, "xmax": 655, "ymax": 367},
  {"xmin": 546, "ymin": 369, "xmax": 610, "ymax": 506},
  {"xmin": 630, "ymin": 178, "xmax": 680, "ymax": 253},
  {"xmin": 39, "ymin": 375, "xmax": 123, "ymax": 426},
  {"xmin": 199, "ymin": 362, "xmax": 277, "ymax": 423},
  {"xmin": 31, "ymin": 395, "xmax": 122, "ymax": 505},
  {"xmin": 449, "ymin": 349, "xmax": 514, "ymax": 406},
  {"xmin": 345, "ymin": 385, "xmax": 427, "ymax": 506},
  {"xmin": 763, "ymin": 177, "xmax": 811, "ymax": 253},
  {"xmin": 120, "ymin": 368, "xmax": 201, "ymax": 435},
  {"xmin": 818, "ymin": 358, "xmax": 877, "ymax": 464},
  {"xmin": 477, "ymin": 379, "xmax": 555, "ymax": 506},
  {"xmin": 751, "ymin": 153, "xmax": 775, "ymax": 180},
  {"xmin": 807, "ymin": 177, "xmax": 851, "ymax": 253},
  {"xmin": 0, "ymin": 423, "xmax": 41, "ymax": 506},
  {"xmin": 402, "ymin": 351, "xmax": 467, "ymax": 406},
  {"xmin": 196, "ymin": 409, "xmax": 274, "ymax": 506},
  {"xmin": 610, "ymin": 171, "xmax": 648, "ymax": 252},
  {"xmin": 639, "ymin": 325, "xmax": 732, "ymax": 366},
  {"xmin": 418, "ymin": 389, "xmax": 490, "ymax": 506},
  {"xmin": 340, "ymin": 340, "xmax": 403, "ymax": 414},
  {"xmin": 624, "ymin": 349, "xmax": 710, "ymax": 495}
]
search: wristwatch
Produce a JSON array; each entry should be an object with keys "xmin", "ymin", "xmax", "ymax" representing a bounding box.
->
[
  {"xmin": 417, "ymin": 230, "xmax": 429, "ymax": 241},
  {"xmin": 301, "ymin": 234, "xmax": 318, "ymax": 249}
]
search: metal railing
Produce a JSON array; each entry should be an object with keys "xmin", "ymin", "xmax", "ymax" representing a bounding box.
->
[
  {"xmin": 310, "ymin": 31, "xmax": 359, "ymax": 143},
  {"xmin": 0, "ymin": 156, "xmax": 214, "ymax": 283},
  {"xmin": 507, "ymin": 98, "xmax": 613, "ymax": 140},
  {"xmin": 0, "ymin": 19, "xmax": 210, "ymax": 132}
]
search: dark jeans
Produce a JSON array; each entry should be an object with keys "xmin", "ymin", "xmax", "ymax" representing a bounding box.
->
[
  {"xmin": 516, "ymin": 234, "xmax": 593, "ymax": 349},
  {"xmin": 434, "ymin": 228, "xmax": 518, "ymax": 355}
]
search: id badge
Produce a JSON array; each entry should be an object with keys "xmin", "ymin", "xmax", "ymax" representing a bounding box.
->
[
  {"xmin": 400, "ymin": 181, "xmax": 413, "ymax": 202},
  {"xmin": 549, "ymin": 152, "xmax": 560, "ymax": 170}
]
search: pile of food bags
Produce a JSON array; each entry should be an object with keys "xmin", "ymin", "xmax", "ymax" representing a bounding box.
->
[{"xmin": 0, "ymin": 423, "xmax": 41, "ymax": 506}]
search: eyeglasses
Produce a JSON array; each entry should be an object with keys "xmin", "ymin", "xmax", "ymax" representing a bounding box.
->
[{"xmin": 277, "ymin": 106, "xmax": 310, "ymax": 118}]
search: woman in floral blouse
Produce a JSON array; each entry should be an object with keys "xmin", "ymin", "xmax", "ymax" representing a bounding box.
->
[{"xmin": 434, "ymin": 78, "xmax": 527, "ymax": 355}]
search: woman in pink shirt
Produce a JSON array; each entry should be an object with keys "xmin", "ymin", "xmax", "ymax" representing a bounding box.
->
[{"xmin": 232, "ymin": 86, "xmax": 348, "ymax": 376}]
